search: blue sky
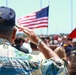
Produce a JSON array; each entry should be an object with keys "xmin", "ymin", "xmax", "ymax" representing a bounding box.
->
[{"xmin": 0, "ymin": 0, "xmax": 76, "ymax": 35}]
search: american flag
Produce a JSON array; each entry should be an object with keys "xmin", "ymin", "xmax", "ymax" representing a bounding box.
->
[{"xmin": 17, "ymin": 6, "xmax": 49, "ymax": 29}]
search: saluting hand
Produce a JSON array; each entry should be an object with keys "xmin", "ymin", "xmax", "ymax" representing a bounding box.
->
[{"xmin": 16, "ymin": 25, "xmax": 40, "ymax": 45}]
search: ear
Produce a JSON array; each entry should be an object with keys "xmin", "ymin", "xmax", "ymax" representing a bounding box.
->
[{"xmin": 12, "ymin": 28, "xmax": 17, "ymax": 41}]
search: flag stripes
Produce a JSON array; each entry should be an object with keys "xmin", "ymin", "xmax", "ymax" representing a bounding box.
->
[{"xmin": 17, "ymin": 6, "xmax": 49, "ymax": 29}]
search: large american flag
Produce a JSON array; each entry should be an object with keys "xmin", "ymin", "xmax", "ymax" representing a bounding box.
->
[{"xmin": 17, "ymin": 6, "xmax": 49, "ymax": 29}]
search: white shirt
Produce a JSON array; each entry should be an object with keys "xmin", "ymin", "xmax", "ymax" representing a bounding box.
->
[{"xmin": 22, "ymin": 42, "xmax": 32, "ymax": 53}]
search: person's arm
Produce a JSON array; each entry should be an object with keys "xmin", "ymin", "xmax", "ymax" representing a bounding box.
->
[
  {"xmin": 16, "ymin": 26, "xmax": 59, "ymax": 59},
  {"xmin": 37, "ymin": 41, "xmax": 59, "ymax": 59}
]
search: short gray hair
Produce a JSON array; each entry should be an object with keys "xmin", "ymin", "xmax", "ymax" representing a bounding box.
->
[{"xmin": 0, "ymin": 25, "xmax": 14, "ymax": 37}]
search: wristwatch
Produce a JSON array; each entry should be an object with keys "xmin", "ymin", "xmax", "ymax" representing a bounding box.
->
[{"xmin": 37, "ymin": 39, "xmax": 42, "ymax": 48}]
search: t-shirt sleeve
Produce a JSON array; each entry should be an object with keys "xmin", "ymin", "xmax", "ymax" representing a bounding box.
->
[{"xmin": 39, "ymin": 57, "xmax": 67, "ymax": 75}]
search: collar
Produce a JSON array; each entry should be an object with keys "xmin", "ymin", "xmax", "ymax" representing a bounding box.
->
[
  {"xmin": 0, "ymin": 38, "xmax": 15, "ymax": 57},
  {"xmin": 0, "ymin": 38, "xmax": 10, "ymax": 45}
]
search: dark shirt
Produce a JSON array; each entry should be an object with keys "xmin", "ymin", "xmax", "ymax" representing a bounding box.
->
[{"xmin": 65, "ymin": 45, "xmax": 73, "ymax": 56}]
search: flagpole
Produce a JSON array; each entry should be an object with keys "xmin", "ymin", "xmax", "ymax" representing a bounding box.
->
[
  {"xmin": 47, "ymin": 0, "xmax": 50, "ymax": 35},
  {"xmin": 40, "ymin": 0, "xmax": 42, "ymax": 35},
  {"xmin": 71, "ymin": 0, "xmax": 73, "ymax": 31},
  {"xmin": 6, "ymin": 0, "xmax": 8, "ymax": 7}
]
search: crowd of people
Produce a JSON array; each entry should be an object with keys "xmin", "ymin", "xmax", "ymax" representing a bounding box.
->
[{"xmin": 0, "ymin": 6, "xmax": 76, "ymax": 75}]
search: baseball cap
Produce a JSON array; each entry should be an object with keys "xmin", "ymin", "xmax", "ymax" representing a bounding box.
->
[
  {"xmin": 72, "ymin": 38, "xmax": 76, "ymax": 42},
  {"xmin": 0, "ymin": 6, "xmax": 16, "ymax": 26}
]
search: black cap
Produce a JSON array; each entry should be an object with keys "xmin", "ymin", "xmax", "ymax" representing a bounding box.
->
[{"xmin": 0, "ymin": 6, "xmax": 15, "ymax": 26}]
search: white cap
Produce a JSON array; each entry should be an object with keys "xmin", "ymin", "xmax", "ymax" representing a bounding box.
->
[{"xmin": 72, "ymin": 38, "xmax": 76, "ymax": 42}]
